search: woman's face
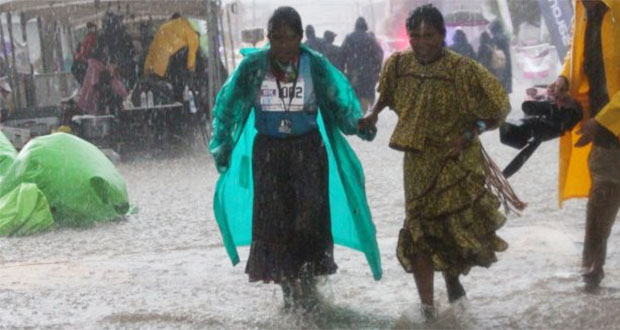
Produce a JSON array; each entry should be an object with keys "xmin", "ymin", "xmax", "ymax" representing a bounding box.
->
[
  {"xmin": 408, "ymin": 21, "xmax": 445, "ymax": 64},
  {"xmin": 269, "ymin": 24, "xmax": 302, "ymax": 63}
]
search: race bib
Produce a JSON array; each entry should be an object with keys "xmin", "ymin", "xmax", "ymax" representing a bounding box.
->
[{"xmin": 259, "ymin": 78, "xmax": 305, "ymax": 112}]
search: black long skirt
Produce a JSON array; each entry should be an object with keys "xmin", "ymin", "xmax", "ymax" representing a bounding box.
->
[{"xmin": 245, "ymin": 130, "xmax": 338, "ymax": 283}]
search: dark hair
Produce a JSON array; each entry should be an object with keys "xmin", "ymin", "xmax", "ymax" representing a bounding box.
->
[
  {"xmin": 489, "ymin": 19, "xmax": 504, "ymax": 35},
  {"xmin": 267, "ymin": 6, "xmax": 303, "ymax": 38},
  {"xmin": 305, "ymin": 25, "xmax": 315, "ymax": 38},
  {"xmin": 323, "ymin": 30, "xmax": 336, "ymax": 43},
  {"xmin": 355, "ymin": 17, "xmax": 368, "ymax": 32},
  {"xmin": 453, "ymin": 29, "xmax": 467, "ymax": 44},
  {"xmin": 86, "ymin": 22, "xmax": 97, "ymax": 29},
  {"xmin": 171, "ymin": 12, "xmax": 181, "ymax": 20},
  {"xmin": 405, "ymin": 4, "xmax": 446, "ymax": 36},
  {"xmin": 480, "ymin": 31, "xmax": 491, "ymax": 44}
]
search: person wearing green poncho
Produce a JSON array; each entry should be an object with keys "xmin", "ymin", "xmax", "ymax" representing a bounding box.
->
[{"xmin": 210, "ymin": 6, "xmax": 381, "ymax": 310}]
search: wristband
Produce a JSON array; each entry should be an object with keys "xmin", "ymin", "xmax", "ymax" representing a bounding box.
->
[{"xmin": 475, "ymin": 120, "xmax": 487, "ymax": 134}]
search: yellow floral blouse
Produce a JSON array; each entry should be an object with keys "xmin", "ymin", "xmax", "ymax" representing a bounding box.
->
[{"xmin": 379, "ymin": 48, "xmax": 510, "ymax": 152}]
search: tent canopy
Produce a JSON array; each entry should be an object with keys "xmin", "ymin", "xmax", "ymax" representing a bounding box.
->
[{"xmin": 0, "ymin": 0, "xmax": 213, "ymax": 25}]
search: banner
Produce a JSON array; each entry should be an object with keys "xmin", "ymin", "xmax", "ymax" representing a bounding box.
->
[{"xmin": 537, "ymin": 0, "xmax": 573, "ymax": 59}]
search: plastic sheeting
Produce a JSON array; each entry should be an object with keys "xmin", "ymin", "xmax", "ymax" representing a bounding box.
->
[
  {"xmin": 0, "ymin": 183, "xmax": 54, "ymax": 237},
  {"xmin": 0, "ymin": 133, "xmax": 130, "ymax": 227}
]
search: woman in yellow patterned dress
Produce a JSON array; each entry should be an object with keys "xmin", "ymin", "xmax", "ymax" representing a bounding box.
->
[{"xmin": 359, "ymin": 4, "xmax": 512, "ymax": 318}]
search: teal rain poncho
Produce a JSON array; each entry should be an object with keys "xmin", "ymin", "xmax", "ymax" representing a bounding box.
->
[{"xmin": 210, "ymin": 46, "xmax": 382, "ymax": 280}]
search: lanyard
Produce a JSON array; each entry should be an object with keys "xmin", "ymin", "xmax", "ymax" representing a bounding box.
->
[{"xmin": 274, "ymin": 56, "xmax": 301, "ymax": 113}]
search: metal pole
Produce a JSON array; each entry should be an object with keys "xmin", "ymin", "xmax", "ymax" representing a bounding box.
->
[
  {"xmin": 37, "ymin": 16, "xmax": 51, "ymax": 73},
  {"xmin": 69, "ymin": 25, "xmax": 77, "ymax": 53},
  {"xmin": 0, "ymin": 13, "xmax": 16, "ymax": 108},
  {"xmin": 205, "ymin": 0, "xmax": 218, "ymax": 114},
  {"xmin": 52, "ymin": 21, "xmax": 68, "ymax": 97},
  {"xmin": 21, "ymin": 12, "xmax": 35, "ymax": 107},
  {"xmin": 66, "ymin": 24, "xmax": 75, "ymax": 58},
  {"xmin": 7, "ymin": 12, "xmax": 23, "ymax": 109},
  {"xmin": 52, "ymin": 20, "xmax": 64, "ymax": 71},
  {"xmin": 0, "ymin": 14, "xmax": 10, "ymax": 74},
  {"xmin": 218, "ymin": 7, "xmax": 229, "ymax": 73},
  {"xmin": 226, "ymin": 4, "xmax": 236, "ymax": 67}
]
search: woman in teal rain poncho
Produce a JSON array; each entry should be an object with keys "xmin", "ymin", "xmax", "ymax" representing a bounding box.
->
[{"xmin": 210, "ymin": 6, "xmax": 381, "ymax": 310}]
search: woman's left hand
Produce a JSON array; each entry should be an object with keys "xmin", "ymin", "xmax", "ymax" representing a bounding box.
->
[{"xmin": 357, "ymin": 113, "xmax": 378, "ymax": 141}]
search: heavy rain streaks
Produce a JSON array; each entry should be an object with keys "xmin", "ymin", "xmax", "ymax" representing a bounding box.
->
[{"xmin": 0, "ymin": 0, "xmax": 620, "ymax": 329}]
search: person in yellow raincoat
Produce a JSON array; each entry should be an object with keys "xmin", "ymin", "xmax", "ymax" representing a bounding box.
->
[
  {"xmin": 143, "ymin": 13, "xmax": 199, "ymax": 78},
  {"xmin": 548, "ymin": 0, "xmax": 620, "ymax": 290}
]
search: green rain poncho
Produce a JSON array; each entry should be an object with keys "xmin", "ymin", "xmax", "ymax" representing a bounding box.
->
[{"xmin": 210, "ymin": 46, "xmax": 382, "ymax": 280}]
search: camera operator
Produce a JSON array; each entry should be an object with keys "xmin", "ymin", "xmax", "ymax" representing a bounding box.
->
[{"xmin": 547, "ymin": 0, "xmax": 620, "ymax": 291}]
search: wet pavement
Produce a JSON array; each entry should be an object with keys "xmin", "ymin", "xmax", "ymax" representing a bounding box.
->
[{"xmin": 1, "ymin": 109, "xmax": 619, "ymax": 329}]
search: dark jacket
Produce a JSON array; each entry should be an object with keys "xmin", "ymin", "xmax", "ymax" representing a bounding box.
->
[
  {"xmin": 341, "ymin": 21, "xmax": 382, "ymax": 93},
  {"xmin": 323, "ymin": 43, "xmax": 344, "ymax": 71},
  {"xmin": 449, "ymin": 31, "xmax": 476, "ymax": 59},
  {"xmin": 490, "ymin": 25, "xmax": 512, "ymax": 93}
]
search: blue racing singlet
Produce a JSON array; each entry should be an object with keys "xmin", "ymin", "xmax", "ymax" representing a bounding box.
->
[{"xmin": 254, "ymin": 53, "xmax": 318, "ymax": 138}]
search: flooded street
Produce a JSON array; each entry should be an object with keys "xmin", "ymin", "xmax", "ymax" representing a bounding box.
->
[{"xmin": 1, "ymin": 108, "xmax": 619, "ymax": 329}]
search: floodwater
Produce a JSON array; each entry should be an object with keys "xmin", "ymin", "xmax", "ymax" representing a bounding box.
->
[{"xmin": 1, "ymin": 100, "xmax": 620, "ymax": 329}]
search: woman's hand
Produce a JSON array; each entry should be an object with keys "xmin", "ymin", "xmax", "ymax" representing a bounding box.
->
[
  {"xmin": 357, "ymin": 112, "xmax": 378, "ymax": 141},
  {"xmin": 358, "ymin": 111, "xmax": 378, "ymax": 132},
  {"xmin": 574, "ymin": 118, "xmax": 599, "ymax": 147},
  {"xmin": 547, "ymin": 76, "xmax": 570, "ymax": 106}
]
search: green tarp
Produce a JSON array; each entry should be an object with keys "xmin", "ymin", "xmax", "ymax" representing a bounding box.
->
[
  {"xmin": 0, "ymin": 183, "xmax": 54, "ymax": 236},
  {"xmin": 0, "ymin": 132, "xmax": 130, "ymax": 232}
]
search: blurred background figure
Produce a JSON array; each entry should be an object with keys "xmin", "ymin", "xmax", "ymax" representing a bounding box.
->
[
  {"xmin": 322, "ymin": 30, "xmax": 344, "ymax": 71},
  {"xmin": 449, "ymin": 29, "xmax": 475, "ymax": 59},
  {"xmin": 99, "ymin": 12, "xmax": 136, "ymax": 88},
  {"xmin": 143, "ymin": 13, "xmax": 199, "ymax": 101},
  {"xmin": 476, "ymin": 31, "xmax": 494, "ymax": 71},
  {"xmin": 489, "ymin": 20, "xmax": 512, "ymax": 93},
  {"xmin": 78, "ymin": 46, "xmax": 128, "ymax": 115},
  {"xmin": 303, "ymin": 24, "xmax": 325, "ymax": 54},
  {"xmin": 71, "ymin": 22, "xmax": 98, "ymax": 85},
  {"xmin": 341, "ymin": 17, "xmax": 383, "ymax": 114}
]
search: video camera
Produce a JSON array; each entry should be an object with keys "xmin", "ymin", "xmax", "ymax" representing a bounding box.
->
[
  {"xmin": 500, "ymin": 100, "xmax": 583, "ymax": 149},
  {"xmin": 499, "ymin": 99, "xmax": 583, "ymax": 177}
]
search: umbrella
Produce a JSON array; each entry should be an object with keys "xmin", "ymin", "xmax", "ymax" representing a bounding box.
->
[{"xmin": 444, "ymin": 11, "xmax": 489, "ymax": 27}]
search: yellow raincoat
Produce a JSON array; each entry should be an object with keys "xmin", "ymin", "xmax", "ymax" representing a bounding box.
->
[
  {"xmin": 143, "ymin": 17, "xmax": 199, "ymax": 77},
  {"xmin": 558, "ymin": 0, "xmax": 620, "ymax": 206}
]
